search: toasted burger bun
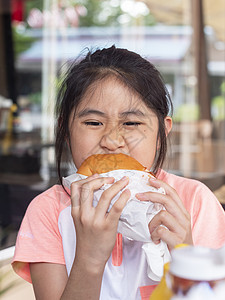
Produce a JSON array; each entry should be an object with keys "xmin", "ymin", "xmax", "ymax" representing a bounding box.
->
[{"xmin": 77, "ymin": 153, "xmax": 153, "ymax": 176}]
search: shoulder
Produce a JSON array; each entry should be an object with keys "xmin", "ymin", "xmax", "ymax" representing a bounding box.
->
[
  {"xmin": 12, "ymin": 185, "xmax": 69, "ymax": 283},
  {"xmin": 157, "ymin": 169, "xmax": 222, "ymax": 213},
  {"xmin": 158, "ymin": 169, "xmax": 209, "ymax": 195},
  {"xmin": 25, "ymin": 184, "xmax": 71, "ymax": 221}
]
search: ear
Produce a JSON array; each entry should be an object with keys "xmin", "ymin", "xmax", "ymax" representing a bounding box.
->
[
  {"xmin": 164, "ymin": 116, "xmax": 172, "ymax": 136},
  {"xmin": 157, "ymin": 116, "xmax": 173, "ymax": 150}
]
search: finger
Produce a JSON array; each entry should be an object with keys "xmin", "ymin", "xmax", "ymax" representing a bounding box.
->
[
  {"xmin": 107, "ymin": 188, "xmax": 131, "ymax": 223},
  {"xmin": 137, "ymin": 191, "xmax": 187, "ymax": 227},
  {"xmin": 71, "ymin": 174, "xmax": 100, "ymax": 207},
  {"xmin": 149, "ymin": 209, "xmax": 188, "ymax": 240},
  {"xmin": 150, "ymin": 212, "xmax": 192, "ymax": 248},
  {"xmin": 148, "ymin": 177, "xmax": 188, "ymax": 215},
  {"xmin": 136, "ymin": 177, "xmax": 190, "ymax": 223},
  {"xmin": 159, "ymin": 193, "xmax": 190, "ymax": 228},
  {"xmin": 149, "ymin": 210, "xmax": 178, "ymax": 235},
  {"xmin": 96, "ymin": 176, "xmax": 129, "ymax": 215},
  {"xmin": 71, "ymin": 174, "xmax": 114, "ymax": 207},
  {"xmin": 79, "ymin": 176, "xmax": 115, "ymax": 209},
  {"xmin": 150, "ymin": 225, "xmax": 180, "ymax": 249}
]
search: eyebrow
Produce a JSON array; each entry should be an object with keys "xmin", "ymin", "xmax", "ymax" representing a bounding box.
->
[
  {"xmin": 77, "ymin": 109, "xmax": 105, "ymax": 118},
  {"xmin": 77, "ymin": 108, "xmax": 146, "ymax": 118},
  {"xmin": 120, "ymin": 110, "xmax": 146, "ymax": 118}
]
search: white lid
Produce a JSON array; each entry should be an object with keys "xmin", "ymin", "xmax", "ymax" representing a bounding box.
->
[{"xmin": 169, "ymin": 245, "xmax": 225, "ymax": 281}]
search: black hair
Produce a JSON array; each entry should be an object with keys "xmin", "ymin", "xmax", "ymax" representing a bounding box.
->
[{"xmin": 55, "ymin": 45, "xmax": 173, "ymax": 185}]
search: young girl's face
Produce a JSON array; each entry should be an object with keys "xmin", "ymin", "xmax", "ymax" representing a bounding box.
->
[{"xmin": 69, "ymin": 76, "xmax": 172, "ymax": 170}]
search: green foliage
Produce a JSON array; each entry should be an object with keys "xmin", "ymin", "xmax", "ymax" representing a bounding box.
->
[
  {"xmin": 78, "ymin": 0, "xmax": 123, "ymax": 27},
  {"xmin": 174, "ymin": 82, "xmax": 225, "ymax": 122},
  {"xmin": 221, "ymin": 81, "xmax": 225, "ymax": 94},
  {"xmin": 212, "ymin": 96, "xmax": 225, "ymax": 120},
  {"xmin": 24, "ymin": 1, "xmax": 43, "ymax": 19},
  {"xmin": 12, "ymin": 26, "xmax": 36, "ymax": 59},
  {"xmin": 23, "ymin": 0, "xmax": 155, "ymax": 28},
  {"xmin": 29, "ymin": 92, "xmax": 42, "ymax": 105},
  {"xmin": 212, "ymin": 81, "xmax": 225, "ymax": 120},
  {"xmin": 173, "ymin": 103, "xmax": 200, "ymax": 122},
  {"xmin": 77, "ymin": 0, "xmax": 155, "ymax": 27}
]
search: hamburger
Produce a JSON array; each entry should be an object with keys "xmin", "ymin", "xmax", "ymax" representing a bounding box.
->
[
  {"xmin": 77, "ymin": 153, "xmax": 154, "ymax": 177},
  {"xmin": 62, "ymin": 153, "xmax": 169, "ymax": 280}
]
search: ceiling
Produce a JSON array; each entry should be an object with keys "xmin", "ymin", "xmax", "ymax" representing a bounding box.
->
[{"xmin": 143, "ymin": 0, "xmax": 225, "ymax": 42}]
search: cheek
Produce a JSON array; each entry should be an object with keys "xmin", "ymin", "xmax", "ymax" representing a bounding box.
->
[
  {"xmin": 124, "ymin": 130, "xmax": 146, "ymax": 147},
  {"xmin": 125, "ymin": 129, "xmax": 158, "ymax": 167},
  {"xmin": 70, "ymin": 130, "xmax": 101, "ymax": 166}
]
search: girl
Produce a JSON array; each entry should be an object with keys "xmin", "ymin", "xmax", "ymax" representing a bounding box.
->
[{"xmin": 12, "ymin": 46, "xmax": 225, "ymax": 300}]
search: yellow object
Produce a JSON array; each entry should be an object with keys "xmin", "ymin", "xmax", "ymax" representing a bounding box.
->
[
  {"xmin": 2, "ymin": 103, "xmax": 18, "ymax": 154},
  {"xmin": 150, "ymin": 244, "xmax": 189, "ymax": 300},
  {"xmin": 150, "ymin": 262, "xmax": 172, "ymax": 300}
]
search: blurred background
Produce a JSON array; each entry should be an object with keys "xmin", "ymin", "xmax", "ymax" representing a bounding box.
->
[{"xmin": 0, "ymin": 0, "xmax": 224, "ymax": 298}]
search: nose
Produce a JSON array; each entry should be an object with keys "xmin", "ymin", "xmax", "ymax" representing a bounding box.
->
[{"xmin": 100, "ymin": 126, "xmax": 125, "ymax": 152}]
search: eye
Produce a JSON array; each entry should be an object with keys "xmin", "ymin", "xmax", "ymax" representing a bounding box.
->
[
  {"xmin": 84, "ymin": 121, "xmax": 103, "ymax": 126},
  {"xmin": 123, "ymin": 122, "xmax": 142, "ymax": 127}
]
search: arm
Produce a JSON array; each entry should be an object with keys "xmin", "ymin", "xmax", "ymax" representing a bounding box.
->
[
  {"xmin": 31, "ymin": 174, "xmax": 130, "ymax": 299},
  {"xmin": 30, "ymin": 263, "xmax": 68, "ymax": 300},
  {"xmin": 30, "ymin": 261, "xmax": 104, "ymax": 300}
]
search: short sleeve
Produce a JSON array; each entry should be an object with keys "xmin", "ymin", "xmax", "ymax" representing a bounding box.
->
[
  {"xmin": 12, "ymin": 186, "xmax": 67, "ymax": 283},
  {"xmin": 191, "ymin": 183, "xmax": 225, "ymax": 249}
]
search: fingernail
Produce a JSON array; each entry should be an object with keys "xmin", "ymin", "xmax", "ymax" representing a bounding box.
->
[
  {"xmin": 136, "ymin": 193, "xmax": 147, "ymax": 200},
  {"xmin": 121, "ymin": 176, "xmax": 129, "ymax": 181},
  {"xmin": 124, "ymin": 188, "xmax": 130, "ymax": 195},
  {"xmin": 92, "ymin": 173, "xmax": 99, "ymax": 178},
  {"xmin": 107, "ymin": 177, "xmax": 115, "ymax": 182}
]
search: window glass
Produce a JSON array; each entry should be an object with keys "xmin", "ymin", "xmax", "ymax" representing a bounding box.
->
[{"xmin": 0, "ymin": 0, "xmax": 224, "ymax": 253}]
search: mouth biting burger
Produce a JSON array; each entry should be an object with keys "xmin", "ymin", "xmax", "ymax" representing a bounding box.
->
[{"xmin": 77, "ymin": 153, "xmax": 154, "ymax": 177}]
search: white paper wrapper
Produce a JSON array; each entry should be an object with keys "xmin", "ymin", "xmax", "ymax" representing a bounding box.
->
[{"xmin": 63, "ymin": 169, "xmax": 171, "ymax": 280}]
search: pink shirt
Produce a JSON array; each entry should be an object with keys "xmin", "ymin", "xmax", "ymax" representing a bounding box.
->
[{"xmin": 12, "ymin": 170, "xmax": 225, "ymax": 300}]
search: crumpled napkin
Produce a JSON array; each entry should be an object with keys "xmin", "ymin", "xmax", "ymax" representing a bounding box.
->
[{"xmin": 63, "ymin": 169, "xmax": 171, "ymax": 281}]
